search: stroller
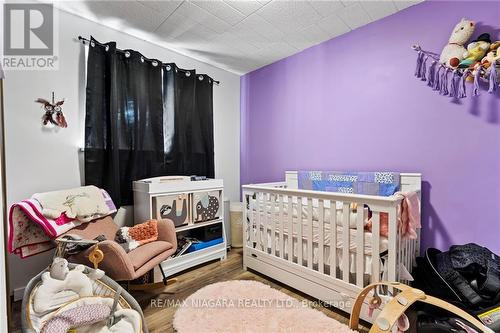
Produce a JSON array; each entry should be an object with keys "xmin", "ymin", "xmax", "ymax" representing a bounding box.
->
[{"xmin": 21, "ymin": 239, "xmax": 148, "ymax": 333}]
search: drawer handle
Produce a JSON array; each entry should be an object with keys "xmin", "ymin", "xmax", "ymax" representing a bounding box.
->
[{"xmin": 251, "ymin": 253, "xmax": 258, "ymax": 258}]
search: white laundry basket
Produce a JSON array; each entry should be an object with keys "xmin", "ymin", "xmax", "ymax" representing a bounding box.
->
[{"xmin": 230, "ymin": 202, "xmax": 243, "ymax": 248}]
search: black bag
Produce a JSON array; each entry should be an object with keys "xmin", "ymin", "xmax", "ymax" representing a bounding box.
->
[{"xmin": 413, "ymin": 243, "xmax": 500, "ymax": 332}]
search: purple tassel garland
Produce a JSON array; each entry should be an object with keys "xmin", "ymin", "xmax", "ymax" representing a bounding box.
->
[
  {"xmin": 488, "ymin": 65, "xmax": 497, "ymax": 93},
  {"xmin": 433, "ymin": 65, "xmax": 442, "ymax": 90},
  {"xmin": 427, "ymin": 61, "xmax": 436, "ymax": 87},
  {"xmin": 458, "ymin": 69, "xmax": 470, "ymax": 98},
  {"xmin": 440, "ymin": 67, "xmax": 449, "ymax": 95},
  {"xmin": 420, "ymin": 56, "xmax": 428, "ymax": 81},
  {"xmin": 415, "ymin": 52, "xmax": 423, "ymax": 78},
  {"xmin": 449, "ymin": 71, "xmax": 458, "ymax": 98},
  {"xmin": 473, "ymin": 66, "xmax": 481, "ymax": 96}
]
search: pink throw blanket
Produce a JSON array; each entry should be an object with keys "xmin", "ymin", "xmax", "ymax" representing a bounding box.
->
[
  {"xmin": 397, "ymin": 191, "xmax": 421, "ymax": 239},
  {"xmin": 8, "ymin": 190, "xmax": 116, "ymax": 258},
  {"xmin": 365, "ymin": 191, "xmax": 421, "ymax": 239}
]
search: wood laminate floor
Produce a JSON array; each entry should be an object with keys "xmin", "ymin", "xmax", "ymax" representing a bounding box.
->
[{"xmin": 11, "ymin": 248, "xmax": 369, "ymax": 332}]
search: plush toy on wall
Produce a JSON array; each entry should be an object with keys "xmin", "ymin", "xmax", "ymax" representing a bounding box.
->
[
  {"xmin": 481, "ymin": 40, "xmax": 500, "ymax": 69},
  {"xmin": 458, "ymin": 33, "xmax": 491, "ymax": 68},
  {"xmin": 415, "ymin": 20, "xmax": 498, "ymax": 97},
  {"xmin": 439, "ymin": 18, "xmax": 475, "ymax": 68},
  {"xmin": 35, "ymin": 92, "xmax": 68, "ymax": 128}
]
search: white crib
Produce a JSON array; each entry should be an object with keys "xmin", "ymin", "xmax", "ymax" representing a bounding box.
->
[{"xmin": 242, "ymin": 171, "xmax": 421, "ymax": 322}]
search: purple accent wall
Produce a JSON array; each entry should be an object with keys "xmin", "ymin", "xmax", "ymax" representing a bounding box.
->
[{"xmin": 240, "ymin": 1, "xmax": 500, "ymax": 253}]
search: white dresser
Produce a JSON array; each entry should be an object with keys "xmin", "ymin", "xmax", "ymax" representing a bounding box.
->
[{"xmin": 133, "ymin": 176, "xmax": 227, "ymax": 277}]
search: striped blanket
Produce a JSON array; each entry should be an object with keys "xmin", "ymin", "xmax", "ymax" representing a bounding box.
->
[{"xmin": 8, "ymin": 190, "xmax": 116, "ymax": 258}]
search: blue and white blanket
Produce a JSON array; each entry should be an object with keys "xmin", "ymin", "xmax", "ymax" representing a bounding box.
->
[{"xmin": 297, "ymin": 171, "xmax": 400, "ymax": 197}]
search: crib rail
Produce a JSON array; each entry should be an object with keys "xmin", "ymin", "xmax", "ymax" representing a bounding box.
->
[{"xmin": 242, "ymin": 182, "xmax": 419, "ymax": 291}]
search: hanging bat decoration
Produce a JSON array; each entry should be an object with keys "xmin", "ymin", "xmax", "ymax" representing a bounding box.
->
[{"xmin": 35, "ymin": 92, "xmax": 67, "ymax": 128}]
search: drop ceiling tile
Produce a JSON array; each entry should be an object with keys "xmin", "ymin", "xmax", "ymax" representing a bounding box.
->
[
  {"xmin": 267, "ymin": 41, "xmax": 299, "ymax": 58},
  {"xmin": 54, "ymin": 0, "xmax": 426, "ymax": 74},
  {"xmin": 181, "ymin": 24, "xmax": 219, "ymax": 42},
  {"xmin": 191, "ymin": 0, "xmax": 246, "ymax": 26},
  {"xmin": 137, "ymin": 1, "xmax": 182, "ymax": 14},
  {"xmin": 78, "ymin": 1, "xmax": 166, "ymax": 32},
  {"xmin": 155, "ymin": 11, "xmax": 199, "ymax": 38},
  {"xmin": 393, "ymin": 0, "xmax": 424, "ymax": 11},
  {"xmin": 256, "ymin": 1, "xmax": 322, "ymax": 34},
  {"xmin": 337, "ymin": 2, "xmax": 372, "ymax": 29},
  {"xmin": 240, "ymin": 14, "xmax": 285, "ymax": 41},
  {"xmin": 174, "ymin": 1, "xmax": 231, "ymax": 33},
  {"xmin": 231, "ymin": 24, "xmax": 272, "ymax": 49},
  {"xmin": 284, "ymin": 24, "xmax": 330, "ymax": 50},
  {"xmin": 213, "ymin": 32, "xmax": 261, "ymax": 54},
  {"xmin": 317, "ymin": 14, "xmax": 351, "ymax": 38},
  {"xmin": 308, "ymin": 0, "xmax": 345, "ymax": 18},
  {"xmin": 223, "ymin": 0, "xmax": 263, "ymax": 16},
  {"xmin": 360, "ymin": 1, "xmax": 397, "ymax": 21}
]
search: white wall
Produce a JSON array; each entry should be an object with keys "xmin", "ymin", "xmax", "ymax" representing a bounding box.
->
[
  {"xmin": 0, "ymin": 79, "xmax": 8, "ymax": 333},
  {"xmin": 4, "ymin": 9, "xmax": 240, "ymax": 293}
]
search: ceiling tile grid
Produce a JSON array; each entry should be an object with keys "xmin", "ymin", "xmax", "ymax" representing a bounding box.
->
[{"xmin": 53, "ymin": 0, "xmax": 424, "ymax": 74}]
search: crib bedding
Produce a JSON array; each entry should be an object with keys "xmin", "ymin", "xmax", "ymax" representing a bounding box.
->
[
  {"xmin": 248, "ymin": 207, "xmax": 388, "ymax": 275},
  {"xmin": 249, "ymin": 197, "xmax": 366, "ymax": 229}
]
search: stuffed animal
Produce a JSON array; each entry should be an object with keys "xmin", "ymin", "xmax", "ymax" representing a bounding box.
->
[
  {"xmin": 50, "ymin": 257, "xmax": 70, "ymax": 280},
  {"xmin": 481, "ymin": 40, "xmax": 500, "ymax": 69},
  {"xmin": 439, "ymin": 18, "xmax": 475, "ymax": 68},
  {"xmin": 458, "ymin": 33, "xmax": 491, "ymax": 68},
  {"xmin": 33, "ymin": 260, "xmax": 104, "ymax": 314}
]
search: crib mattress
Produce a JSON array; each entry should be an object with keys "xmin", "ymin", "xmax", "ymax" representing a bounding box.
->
[{"xmin": 249, "ymin": 198, "xmax": 367, "ymax": 228}]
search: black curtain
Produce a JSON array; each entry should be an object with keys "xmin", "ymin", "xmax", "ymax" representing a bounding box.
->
[
  {"xmin": 162, "ymin": 65, "xmax": 215, "ymax": 178},
  {"xmin": 85, "ymin": 38, "xmax": 215, "ymax": 206}
]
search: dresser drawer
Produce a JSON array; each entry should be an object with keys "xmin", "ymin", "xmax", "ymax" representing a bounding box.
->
[
  {"xmin": 192, "ymin": 190, "xmax": 222, "ymax": 223},
  {"xmin": 152, "ymin": 194, "xmax": 190, "ymax": 227}
]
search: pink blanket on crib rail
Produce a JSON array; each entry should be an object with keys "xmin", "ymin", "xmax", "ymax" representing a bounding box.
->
[
  {"xmin": 8, "ymin": 190, "xmax": 116, "ymax": 258},
  {"xmin": 366, "ymin": 191, "xmax": 421, "ymax": 239}
]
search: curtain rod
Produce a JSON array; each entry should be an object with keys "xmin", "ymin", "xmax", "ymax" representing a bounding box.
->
[{"xmin": 78, "ymin": 36, "xmax": 220, "ymax": 85}]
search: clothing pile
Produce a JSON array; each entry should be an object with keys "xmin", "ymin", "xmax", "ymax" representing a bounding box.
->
[{"xmin": 8, "ymin": 186, "xmax": 116, "ymax": 258}]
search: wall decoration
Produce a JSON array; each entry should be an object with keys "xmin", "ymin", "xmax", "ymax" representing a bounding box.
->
[
  {"xmin": 414, "ymin": 19, "xmax": 499, "ymax": 98},
  {"xmin": 35, "ymin": 92, "xmax": 68, "ymax": 128}
]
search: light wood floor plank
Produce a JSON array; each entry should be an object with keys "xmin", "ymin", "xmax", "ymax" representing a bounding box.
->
[{"xmin": 11, "ymin": 248, "xmax": 369, "ymax": 333}]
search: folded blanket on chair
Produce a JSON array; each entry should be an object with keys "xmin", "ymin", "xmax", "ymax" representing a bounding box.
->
[
  {"xmin": 115, "ymin": 220, "xmax": 158, "ymax": 253},
  {"xmin": 8, "ymin": 190, "xmax": 116, "ymax": 258},
  {"xmin": 32, "ymin": 185, "xmax": 111, "ymax": 222}
]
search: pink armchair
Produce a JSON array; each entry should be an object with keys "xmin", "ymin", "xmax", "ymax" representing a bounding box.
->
[{"xmin": 62, "ymin": 216, "xmax": 177, "ymax": 283}]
